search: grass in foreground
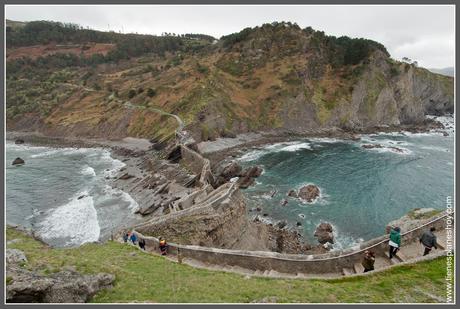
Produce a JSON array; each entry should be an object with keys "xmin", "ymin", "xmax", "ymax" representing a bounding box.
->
[{"xmin": 6, "ymin": 227, "xmax": 450, "ymax": 303}]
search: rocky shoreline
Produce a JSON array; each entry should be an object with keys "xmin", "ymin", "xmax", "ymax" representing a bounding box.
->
[
  {"xmin": 202, "ymin": 118, "xmax": 446, "ymax": 164},
  {"xmin": 5, "ymin": 116, "xmax": 449, "ymax": 253}
]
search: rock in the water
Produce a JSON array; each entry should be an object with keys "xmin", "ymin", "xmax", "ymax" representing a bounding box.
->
[
  {"xmin": 276, "ymin": 220, "xmax": 287, "ymax": 229},
  {"xmin": 296, "ymin": 222, "xmax": 302, "ymax": 227},
  {"xmin": 298, "ymin": 184, "xmax": 320, "ymax": 203},
  {"xmin": 215, "ymin": 161, "xmax": 243, "ymax": 186},
  {"xmin": 12, "ymin": 158, "xmax": 25, "ymax": 166},
  {"xmin": 236, "ymin": 166, "xmax": 263, "ymax": 189},
  {"xmin": 314, "ymin": 222, "xmax": 334, "ymax": 244},
  {"xmin": 6, "ymin": 266, "xmax": 115, "ymax": 303},
  {"xmin": 118, "ymin": 173, "xmax": 134, "ymax": 180},
  {"xmin": 220, "ymin": 161, "xmax": 242, "ymax": 179},
  {"xmin": 242, "ymin": 166, "xmax": 263, "ymax": 178},
  {"xmin": 287, "ymin": 189, "xmax": 298, "ymax": 198},
  {"xmin": 388, "ymin": 146, "xmax": 404, "ymax": 153},
  {"xmin": 361, "ymin": 144, "xmax": 383, "ymax": 149},
  {"xmin": 6, "ymin": 249, "xmax": 27, "ymax": 264},
  {"xmin": 15, "ymin": 139, "xmax": 25, "ymax": 145},
  {"xmin": 237, "ymin": 176, "xmax": 255, "ymax": 189}
]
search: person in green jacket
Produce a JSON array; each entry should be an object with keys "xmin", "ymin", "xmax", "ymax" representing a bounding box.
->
[{"xmin": 388, "ymin": 227, "xmax": 401, "ymax": 259}]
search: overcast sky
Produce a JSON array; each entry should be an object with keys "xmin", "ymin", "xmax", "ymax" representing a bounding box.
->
[{"xmin": 6, "ymin": 5, "xmax": 455, "ymax": 68}]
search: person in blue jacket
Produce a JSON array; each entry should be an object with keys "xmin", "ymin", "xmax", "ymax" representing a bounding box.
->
[{"xmin": 130, "ymin": 232, "xmax": 137, "ymax": 244}]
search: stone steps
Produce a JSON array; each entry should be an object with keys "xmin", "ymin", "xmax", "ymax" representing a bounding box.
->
[{"xmin": 342, "ymin": 267, "xmax": 355, "ymax": 276}]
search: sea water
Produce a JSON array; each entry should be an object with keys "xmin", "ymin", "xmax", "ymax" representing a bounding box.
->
[
  {"xmin": 237, "ymin": 116, "xmax": 455, "ymax": 250},
  {"xmin": 6, "ymin": 142, "xmax": 141, "ymax": 247}
]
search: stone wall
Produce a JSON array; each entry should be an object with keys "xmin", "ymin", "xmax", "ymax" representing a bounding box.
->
[
  {"xmin": 180, "ymin": 145, "xmax": 206, "ymax": 176},
  {"xmin": 133, "ymin": 212, "xmax": 450, "ymax": 275}
]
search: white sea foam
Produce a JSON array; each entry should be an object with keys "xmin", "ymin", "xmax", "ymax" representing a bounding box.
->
[
  {"xmin": 308, "ymin": 137, "xmax": 342, "ymax": 144},
  {"xmin": 101, "ymin": 185, "xmax": 139, "ymax": 212},
  {"xmin": 100, "ymin": 150, "xmax": 126, "ymax": 177},
  {"xmin": 81, "ymin": 165, "xmax": 96, "ymax": 177},
  {"xmin": 238, "ymin": 149, "xmax": 267, "ymax": 162},
  {"xmin": 37, "ymin": 191, "xmax": 101, "ymax": 246},
  {"xmin": 238, "ymin": 141, "xmax": 312, "ymax": 162},
  {"xmin": 358, "ymin": 138, "xmax": 412, "ymax": 155},
  {"xmin": 30, "ymin": 147, "xmax": 93, "ymax": 158},
  {"xmin": 279, "ymin": 143, "xmax": 312, "ymax": 152},
  {"xmin": 366, "ymin": 146, "xmax": 412, "ymax": 155}
]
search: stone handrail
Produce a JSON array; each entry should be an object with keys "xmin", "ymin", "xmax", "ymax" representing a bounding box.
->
[{"xmin": 132, "ymin": 211, "xmax": 451, "ymax": 275}]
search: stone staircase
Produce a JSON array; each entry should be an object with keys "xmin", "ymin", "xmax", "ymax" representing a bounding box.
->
[{"xmin": 122, "ymin": 228, "xmax": 448, "ymax": 280}]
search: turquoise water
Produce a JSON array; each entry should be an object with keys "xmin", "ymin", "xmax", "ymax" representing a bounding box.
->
[
  {"xmin": 238, "ymin": 117, "xmax": 454, "ymax": 249},
  {"xmin": 6, "ymin": 142, "xmax": 141, "ymax": 247}
]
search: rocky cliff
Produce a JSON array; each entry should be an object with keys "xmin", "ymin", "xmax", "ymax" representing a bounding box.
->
[
  {"xmin": 136, "ymin": 188, "xmax": 312, "ymax": 253},
  {"xmin": 6, "ymin": 21, "xmax": 454, "ymax": 142}
]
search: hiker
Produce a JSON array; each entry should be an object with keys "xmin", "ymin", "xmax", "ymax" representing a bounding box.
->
[
  {"xmin": 138, "ymin": 238, "xmax": 146, "ymax": 250},
  {"xmin": 159, "ymin": 238, "xmax": 168, "ymax": 256},
  {"xmin": 122, "ymin": 232, "xmax": 129, "ymax": 243},
  {"xmin": 130, "ymin": 232, "xmax": 137, "ymax": 245},
  {"xmin": 361, "ymin": 250, "xmax": 376, "ymax": 272},
  {"xmin": 420, "ymin": 227, "xmax": 438, "ymax": 256},
  {"xmin": 388, "ymin": 226, "xmax": 401, "ymax": 259}
]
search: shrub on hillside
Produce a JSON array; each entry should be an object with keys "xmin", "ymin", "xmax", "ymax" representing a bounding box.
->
[
  {"xmin": 128, "ymin": 89, "xmax": 136, "ymax": 99},
  {"xmin": 147, "ymin": 88, "xmax": 157, "ymax": 97}
]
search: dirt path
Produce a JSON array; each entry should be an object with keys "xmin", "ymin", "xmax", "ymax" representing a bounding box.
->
[{"xmin": 124, "ymin": 102, "xmax": 184, "ymax": 131}]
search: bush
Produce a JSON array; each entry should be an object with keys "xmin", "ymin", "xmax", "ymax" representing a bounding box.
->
[
  {"xmin": 137, "ymin": 87, "xmax": 144, "ymax": 94},
  {"xmin": 196, "ymin": 63, "xmax": 209, "ymax": 74},
  {"xmin": 147, "ymin": 88, "xmax": 157, "ymax": 97},
  {"xmin": 128, "ymin": 89, "xmax": 136, "ymax": 98}
]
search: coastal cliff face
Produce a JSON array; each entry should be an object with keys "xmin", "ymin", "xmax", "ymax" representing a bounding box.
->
[
  {"xmin": 6, "ymin": 21, "xmax": 454, "ymax": 142},
  {"xmin": 136, "ymin": 189, "xmax": 311, "ymax": 253}
]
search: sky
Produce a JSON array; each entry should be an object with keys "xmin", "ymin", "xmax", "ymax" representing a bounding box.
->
[{"xmin": 5, "ymin": 5, "xmax": 455, "ymax": 68}]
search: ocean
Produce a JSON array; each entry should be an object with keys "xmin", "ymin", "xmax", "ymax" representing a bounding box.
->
[
  {"xmin": 5, "ymin": 116, "xmax": 455, "ymax": 251},
  {"xmin": 236, "ymin": 116, "xmax": 455, "ymax": 250},
  {"xmin": 5, "ymin": 143, "xmax": 141, "ymax": 247}
]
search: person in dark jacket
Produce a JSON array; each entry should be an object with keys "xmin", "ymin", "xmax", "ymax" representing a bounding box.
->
[
  {"xmin": 420, "ymin": 227, "xmax": 438, "ymax": 256},
  {"xmin": 159, "ymin": 237, "xmax": 168, "ymax": 256},
  {"xmin": 123, "ymin": 232, "xmax": 129, "ymax": 243},
  {"xmin": 388, "ymin": 227, "xmax": 401, "ymax": 259},
  {"xmin": 138, "ymin": 238, "xmax": 146, "ymax": 250},
  {"xmin": 362, "ymin": 250, "xmax": 376, "ymax": 272}
]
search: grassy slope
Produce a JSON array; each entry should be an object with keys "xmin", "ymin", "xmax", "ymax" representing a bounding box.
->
[{"xmin": 6, "ymin": 227, "xmax": 450, "ymax": 303}]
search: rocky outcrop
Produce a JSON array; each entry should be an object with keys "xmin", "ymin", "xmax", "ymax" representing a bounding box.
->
[
  {"xmin": 137, "ymin": 189, "xmax": 311, "ymax": 253},
  {"xmin": 237, "ymin": 166, "xmax": 263, "ymax": 189},
  {"xmin": 214, "ymin": 161, "xmax": 243, "ymax": 187},
  {"xmin": 118, "ymin": 173, "xmax": 134, "ymax": 180},
  {"xmin": 6, "ymin": 266, "xmax": 115, "ymax": 303},
  {"xmin": 386, "ymin": 208, "xmax": 442, "ymax": 234},
  {"xmin": 362, "ymin": 144, "xmax": 383, "ymax": 149},
  {"xmin": 314, "ymin": 222, "xmax": 334, "ymax": 244},
  {"xmin": 6, "ymin": 249, "xmax": 27, "ymax": 264},
  {"xmin": 287, "ymin": 190, "xmax": 298, "ymax": 198},
  {"xmin": 298, "ymin": 185, "xmax": 320, "ymax": 203},
  {"xmin": 12, "ymin": 157, "xmax": 25, "ymax": 165},
  {"xmin": 15, "ymin": 139, "xmax": 24, "ymax": 144},
  {"xmin": 6, "ymin": 248, "xmax": 114, "ymax": 303},
  {"xmin": 237, "ymin": 176, "xmax": 255, "ymax": 189}
]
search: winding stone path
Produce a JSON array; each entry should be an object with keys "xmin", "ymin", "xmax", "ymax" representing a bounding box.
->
[{"xmin": 121, "ymin": 225, "xmax": 448, "ymax": 280}]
